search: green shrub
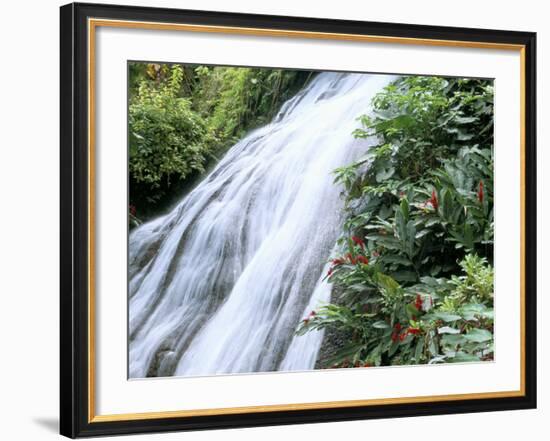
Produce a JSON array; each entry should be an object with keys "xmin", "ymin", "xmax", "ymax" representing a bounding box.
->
[
  {"xmin": 129, "ymin": 65, "xmax": 212, "ymax": 203},
  {"xmin": 128, "ymin": 63, "xmax": 314, "ymax": 220},
  {"xmin": 299, "ymin": 75, "xmax": 494, "ymax": 368},
  {"xmin": 299, "ymin": 251, "xmax": 494, "ymax": 367},
  {"xmin": 195, "ymin": 66, "xmax": 313, "ymax": 147}
]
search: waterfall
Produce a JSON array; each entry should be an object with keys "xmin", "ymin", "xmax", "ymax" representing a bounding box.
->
[{"xmin": 129, "ymin": 72, "xmax": 394, "ymax": 378}]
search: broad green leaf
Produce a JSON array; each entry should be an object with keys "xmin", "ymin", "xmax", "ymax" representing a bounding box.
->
[
  {"xmin": 432, "ymin": 312, "xmax": 462, "ymax": 322},
  {"xmin": 400, "ymin": 197, "xmax": 409, "ymax": 221},
  {"xmin": 463, "ymin": 328, "xmax": 492, "ymax": 343},
  {"xmin": 441, "ymin": 334, "xmax": 467, "ymax": 346},
  {"xmin": 454, "ymin": 116, "xmax": 478, "ymax": 124},
  {"xmin": 382, "ymin": 254, "xmax": 412, "ymax": 266},
  {"xmin": 438, "ymin": 326, "xmax": 461, "ymax": 334},
  {"xmin": 393, "ymin": 271, "xmax": 418, "ymax": 283},
  {"xmin": 376, "ymin": 167, "xmax": 395, "ymax": 182},
  {"xmin": 448, "ymin": 352, "xmax": 481, "ymax": 363},
  {"xmin": 414, "ymin": 339, "xmax": 424, "ymax": 362},
  {"xmin": 374, "ymin": 273, "xmax": 401, "ymax": 292}
]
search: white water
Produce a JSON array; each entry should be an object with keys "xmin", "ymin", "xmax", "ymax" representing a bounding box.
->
[{"xmin": 129, "ymin": 72, "xmax": 393, "ymax": 378}]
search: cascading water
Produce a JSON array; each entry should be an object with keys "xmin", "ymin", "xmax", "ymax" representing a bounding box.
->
[{"xmin": 129, "ymin": 72, "xmax": 394, "ymax": 378}]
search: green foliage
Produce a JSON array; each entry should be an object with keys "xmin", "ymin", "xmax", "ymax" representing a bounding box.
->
[
  {"xmin": 194, "ymin": 66, "xmax": 312, "ymax": 146},
  {"xmin": 355, "ymin": 146, "xmax": 493, "ymax": 283},
  {"xmin": 441, "ymin": 254, "xmax": 494, "ymax": 311},
  {"xmin": 129, "ymin": 65, "xmax": 211, "ymax": 199},
  {"xmin": 300, "ymin": 252, "xmax": 494, "ymax": 367},
  {"xmin": 351, "ymin": 76, "xmax": 493, "ymax": 180},
  {"xmin": 128, "ymin": 62, "xmax": 314, "ymax": 221},
  {"xmin": 301, "ymin": 75, "xmax": 494, "ymax": 368}
]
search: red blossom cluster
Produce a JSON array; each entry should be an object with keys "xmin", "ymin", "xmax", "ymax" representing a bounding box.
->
[
  {"xmin": 332, "ymin": 360, "xmax": 372, "ymax": 369},
  {"xmin": 477, "ymin": 180, "xmax": 484, "ymax": 203},
  {"xmin": 420, "ymin": 190, "xmax": 439, "ymax": 211},
  {"xmin": 302, "ymin": 310, "xmax": 316, "ymax": 324},
  {"xmin": 391, "ymin": 323, "xmax": 402, "ymax": 342},
  {"xmin": 345, "ymin": 253, "xmax": 369, "ymax": 265},
  {"xmin": 326, "ymin": 238, "xmax": 370, "ymax": 277},
  {"xmin": 429, "ymin": 189, "xmax": 439, "ymax": 210},
  {"xmin": 351, "ymin": 235, "xmax": 365, "ymax": 249},
  {"xmin": 391, "ymin": 322, "xmax": 422, "ymax": 342},
  {"xmin": 414, "ymin": 294, "xmax": 423, "ymax": 311},
  {"xmin": 333, "ymin": 359, "xmax": 350, "ymax": 368}
]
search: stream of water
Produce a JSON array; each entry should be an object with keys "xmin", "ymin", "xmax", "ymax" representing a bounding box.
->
[{"xmin": 128, "ymin": 72, "xmax": 393, "ymax": 378}]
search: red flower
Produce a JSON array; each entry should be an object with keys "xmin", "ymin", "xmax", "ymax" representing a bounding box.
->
[
  {"xmin": 352, "ymin": 236, "xmax": 365, "ymax": 249},
  {"xmin": 407, "ymin": 327, "xmax": 421, "ymax": 336},
  {"xmin": 391, "ymin": 333, "xmax": 398, "ymax": 342},
  {"xmin": 415, "ymin": 294, "xmax": 423, "ymax": 311},
  {"xmin": 346, "ymin": 253, "xmax": 357, "ymax": 265},
  {"xmin": 327, "ymin": 267, "xmax": 333, "ymax": 277},
  {"xmin": 332, "ymin": 258, "xmax": 344, "ymax": 266},
  {"xmin": 477, "ymin": 180, "xmax": 484, "ymax": 203},
  {"xmin": 429, "ymin": 189, "xmax": 439, "ymax": 210},
  {"xmin": 356, "ymin": 255, "xmax": 369, "ymax": 265},
  {"xmin": 399, "ymin": 333, "xmax": 406, "ymax": 342},
  {"xmin": 394, "ymin": 323, "xmax": 402, "ymax": 331}
]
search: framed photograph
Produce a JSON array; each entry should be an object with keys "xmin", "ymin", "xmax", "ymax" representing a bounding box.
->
[{"xmin": 60, "ymin": 2, "xmax": 537, "ymax": 438}]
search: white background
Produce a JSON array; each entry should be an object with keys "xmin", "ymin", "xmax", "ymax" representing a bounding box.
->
[
  {"xmin": 0, "ymin": 0, "xmax": 547, "ymax": 439},
  {"xmin": 95, "ymin": 25, "xmax": 521, "ymax": 415}
]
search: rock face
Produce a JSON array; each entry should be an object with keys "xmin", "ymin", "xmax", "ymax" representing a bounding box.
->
[
  {"xmin": 315, "ymin": 327, "xmax": 353, "ymax": 369},
  {"xmin": 314, "ymin": 286, "xmax": 352, "ymax": 369}
]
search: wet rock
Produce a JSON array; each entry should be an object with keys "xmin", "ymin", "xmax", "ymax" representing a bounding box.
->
[{"xmin": 315, "ymin": 286, "xmax": 353, "ymax": 369}]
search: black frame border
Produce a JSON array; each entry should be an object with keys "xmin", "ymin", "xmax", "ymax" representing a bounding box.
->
[{"xmin": 60, "ymin": 2, "xmax": 537, "ymax": 438}]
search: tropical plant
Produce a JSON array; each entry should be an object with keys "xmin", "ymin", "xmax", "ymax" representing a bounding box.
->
[
  {"xmin": 128, "ymin": 62, "xmax": 315, "ymax": 221},
  {"xmin": 299, "ymin": 75, "xmax": 494, "ymax": 368},
  {"xmin": 129, "ymin": 64, "xmax": 211, "ymax": 204}
]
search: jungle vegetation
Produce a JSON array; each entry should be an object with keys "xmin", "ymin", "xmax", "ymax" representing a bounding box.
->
[
  {"xmin": 128, "ymin": 65, "xmax": 494, "ymax": 368},
  {"xmin": 299, "ymin": 76, "xmax": 495, "ymax": 367},
  {"xmin": 128, "ymin": 62, "xmax": 315, "ymax": 223}
]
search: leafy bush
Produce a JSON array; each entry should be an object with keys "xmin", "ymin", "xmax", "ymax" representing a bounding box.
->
[
  {"xmin": 128, "ymin": 63, "xmax": 314, "ymax": 220},
  {"xmin": 299, "ymin": 75, "xmax": 494, "ymax": 368},
  {"xmin": 299, "ymin": 252, "xmax": 493, "ymax": 366},
  {"xmin": 129, "ymin": 65, "xmax": 212, "ymax": 204},
  {"xmin": 195, "ymin": 66, "xmax": 312, "ymax": 146},
  {"xmin": 355, "ymin": 146, "xmax": 493, "ymax": 284},
  {"xmin": 350, "ymin": 76, "xmax": 493, "ymax": 181}
]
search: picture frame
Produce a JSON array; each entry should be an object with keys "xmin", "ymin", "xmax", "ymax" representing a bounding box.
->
[{"xmin": 60, "ymin": 2, "xmax": 537, "ymax": 438}]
